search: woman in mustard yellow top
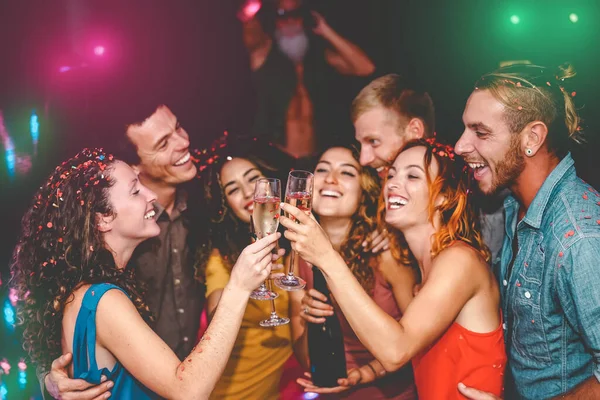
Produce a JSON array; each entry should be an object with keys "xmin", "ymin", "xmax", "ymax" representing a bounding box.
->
[{"xmin": 197, "ymin": 145, "xmax": 294, "ymax": 400}]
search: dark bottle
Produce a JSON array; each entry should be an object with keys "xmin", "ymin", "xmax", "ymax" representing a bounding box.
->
[{"xmin": 307, "ymin": 266, "xmax": 347, "ymax": 387}]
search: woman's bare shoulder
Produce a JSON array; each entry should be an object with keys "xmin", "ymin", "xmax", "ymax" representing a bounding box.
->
[{"xmin": 433, "ymin": 242, "xmax": 490, "ymax": 277}]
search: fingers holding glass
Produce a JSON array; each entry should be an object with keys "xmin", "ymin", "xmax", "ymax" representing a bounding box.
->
[{"xmin": 250, "ymin": 178, "xmax": 281, "ymax": 301}]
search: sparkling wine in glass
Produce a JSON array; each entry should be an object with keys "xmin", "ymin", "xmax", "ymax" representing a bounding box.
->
[
  {"xmin": 250, "ymin": 178, "xmax": 281, "ymax": 301},
  {"xmin": 251, "ymin": 178, "xmax": 290, "ymax": 327},
  {"xmin": 274, "ymin": 170, "xmax": 313, "ymax": 291}
]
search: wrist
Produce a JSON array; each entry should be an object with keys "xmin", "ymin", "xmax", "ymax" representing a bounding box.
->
[
  {"xmin": 320, "ymin": 250, "xmax": 343, "ymax": 277},
  {"xmin": 223, "ymin": 281, "xmax": 252, "ymax": 300},
  {"xmin": 320, "ymin": 25, "xmax": 337, "ymax": 41}
]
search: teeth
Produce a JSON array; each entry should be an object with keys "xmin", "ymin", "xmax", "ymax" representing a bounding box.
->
[
  {"xmin": 468, "ymin": 162, "xmax": 487, "ymax": 169},
  {"xmin": 144, "ymin": 210, "xmax": 156, "ymax": 220},
  {"xmin": 388, "ymin": 196, "xmax": 408, "ymax": 209},
  {"xmin": 321, "ymin": 190, "xmax": 342, "ymax": 198},
  {"xmin": 376, "ymin": 167, "xmax": 385, "ymax": 172},
  {"xmin": 174, "ymin": 152, "xmax": 190, "ymax": 166}
]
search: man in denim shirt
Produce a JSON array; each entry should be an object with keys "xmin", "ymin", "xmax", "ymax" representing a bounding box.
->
[{"xmin": 454, "ymin": 64, "xmax": 600, "ymax": 399}]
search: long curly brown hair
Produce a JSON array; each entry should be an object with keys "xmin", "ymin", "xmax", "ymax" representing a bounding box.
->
[
  {"xmin": 316, "ymin": 146, "xmax": 381, "ymax": 294},
  {"xmin": 380, "ymin": 139, "xmax": 490, "ymax": 268},
  {"xmin": 194, "ymin": 138, "xmax": 294, "ymax": 275},
  {"xmin": 10, "ymin": 148, "xmax": 152, "ymax": 370}
]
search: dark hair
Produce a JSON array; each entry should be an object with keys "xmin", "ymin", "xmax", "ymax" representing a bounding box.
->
[
  {"xmin": 315, "ymin": 145, "xmax": 380, "ymax": 293},
  {"xmin": 10, "ymin": 149, "xmax": 152, "ymax": 369},
  {"xmin": 475, "ymin": 63, "xmax": 583, "ymax": 159},
  {"xmin": 113, "ymin": 103, "xmax": 169, "ymax": 166},
  {"xmin": 194, "ymin": 137, "xmax": 295, "ymax": 276}
]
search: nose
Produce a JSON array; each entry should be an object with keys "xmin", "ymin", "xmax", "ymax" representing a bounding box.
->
[
  {"xmin": 242, "ymin": 182, "xmax": 254, "ymax": 199},
  {"xmin": 145, "ymin": 186, "xmax": 158, "ymax": 204},
  {"xmin": 454, "ymin": 131, "xmax": 473, "ymax": 156},
  {"xmin": 359, "ymin": 147, "xmax": 374, "ymax": 167},
  {"xmin": 324, "ymin": 170, "xmax": 338, "ymax": 184},
  {"xmin": 174, "ymin": 128, "xmax": 190, "ymax": 149},
  {"xmin": 386, "ymin": 176, "xmax": 401, "ymax": 192}
]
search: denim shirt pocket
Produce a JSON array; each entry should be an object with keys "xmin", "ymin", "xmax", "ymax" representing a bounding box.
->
[{"xmin": 511, "ymin": 231, "xmax": 552, "ymax": 365}]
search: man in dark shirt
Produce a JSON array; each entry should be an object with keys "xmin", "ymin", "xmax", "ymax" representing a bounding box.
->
[
  {"xmin": 124, "ymin": 104, "xmax": 204, "ymax": 359},
  {"xmin": 241, "ymin": 0, "xmax": 375, "ymax": 157},
  {"xmin": 40, "ymin": 104, "xmax": 206, "ymax": 399}
]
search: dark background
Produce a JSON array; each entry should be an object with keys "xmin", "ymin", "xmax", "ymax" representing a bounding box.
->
[{"xmin": 1, "ymin": 0, "xmax": 599, "ymax": 393}]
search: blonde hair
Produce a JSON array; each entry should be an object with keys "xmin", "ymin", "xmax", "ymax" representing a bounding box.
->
[
  {"xmin": 475, "ymin": 64, "xmax": 583, "ymax": 157},
  {"xmin": 351, "ymin": 74, "xmax": 435, "ymax": 137}
]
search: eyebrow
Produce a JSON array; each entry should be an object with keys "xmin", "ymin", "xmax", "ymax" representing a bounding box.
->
[
  {"xmin": 222, "ymin": 167, "xmax": 261, "ymax": 191},
  {"xmin": 152, "ymin": 120, "xmax": 179, "ymax": 151},
  {"xmin": 405, "ymin": 164, "xmax": 425, "ymax": 172},
  {"xmin": 317, "ymin": 160, "xmax": 360, "ymax": 172},
  {"xmin": 467, "ymin": 122, "xmax": 493, "ymax": 132}
]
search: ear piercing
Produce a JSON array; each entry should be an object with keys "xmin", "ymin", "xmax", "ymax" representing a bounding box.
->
[{"xmin": 525, "ymin": 148, "xmax": 533, "ymax": 156}]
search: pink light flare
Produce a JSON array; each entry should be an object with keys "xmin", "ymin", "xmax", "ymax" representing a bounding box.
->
[
  {"xmin": 93, "ymin": 46, "xmax": 105, "ymax": 56},
  {"xmin": 238, "ymin": 0, "xmax": 262, "ymax": 22},
  {"xmin": 59, "ymin": 66, "xmax": 71, "ymax": 73},
  {"xmin": 0, "ymin": 359, "xmax": 10, "ymax": 375}
]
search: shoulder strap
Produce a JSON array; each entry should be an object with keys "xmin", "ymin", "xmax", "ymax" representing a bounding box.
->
[{"xmin": 73, "ymin": 283, "xmax": 128, "ymax": 382}]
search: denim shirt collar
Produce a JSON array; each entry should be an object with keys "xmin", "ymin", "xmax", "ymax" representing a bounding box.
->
[{"xmin": 503, "ymin": 152, "xmax": 575, "ymax": 230}]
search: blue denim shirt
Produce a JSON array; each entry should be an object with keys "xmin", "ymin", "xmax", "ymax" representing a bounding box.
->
[{"xmin": 497, "ymin": 153, "xmax": 600, "ymax": 399}]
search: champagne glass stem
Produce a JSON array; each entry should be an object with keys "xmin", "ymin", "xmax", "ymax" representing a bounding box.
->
[
  {"xmin": 287, "ymin": 249, "xmax": 297, "ymax": 278},
  {"xmin": 267, "ymin": 280, "xmax": 277, "ymax": 314}
]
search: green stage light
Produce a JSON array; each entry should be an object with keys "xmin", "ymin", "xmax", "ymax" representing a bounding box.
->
[
  {"xmin": 510, "ymin": 15, "xmax": 520, "ymax": 24},
  {"xmin": 569, "ymin": 13, "xmax": 579, "ymax": 23}
]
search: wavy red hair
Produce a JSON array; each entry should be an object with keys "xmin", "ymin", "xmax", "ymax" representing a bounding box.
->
[{"xmin": 380, "ymin": 138, "xmax": 490, "ymax": 267}]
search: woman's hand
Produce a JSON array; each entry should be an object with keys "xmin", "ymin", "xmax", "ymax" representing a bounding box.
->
[
  {"xmin": 229, "ymin": 232, "xmax": 281, "ymax": 294},
  {"xmin": 296, "ymin": 370, "xmax": 361, "ymax": 394},
  {"xmin": 363, "ymin": 228, "xmax": 391, "ymax": 253},
  {"xmin": 300, "ymin": 288, "xmax": 334, "ymax": 324},
  {"xmin": 297, "ymin": 359, "xmax": 386, "ymax": 393},
  {"xmin": 279, "ymin": 203, "xmax": 337, "ymax": 267},
  {"xmin": 458, "ymin": 383, "xmax": 503, "ymax": 400}
]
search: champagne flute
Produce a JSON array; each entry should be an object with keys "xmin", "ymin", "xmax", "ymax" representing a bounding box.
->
[
  {"xmin": 250, "ymin": 178, "xmax": 280, "ymax": 301},
  {"xmin": 259, "ymin": 278, "xmax": 290, "ymax": 328},
  {"xmin": 250, "ymin": 178, "xmax": 290, "ymax": 327},
  {"xmin": 274, "ymin": 170, "xmax": 313, "ymax": 291}
]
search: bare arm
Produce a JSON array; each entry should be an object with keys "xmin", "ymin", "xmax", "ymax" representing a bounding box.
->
[
  {"xmin": 325, "ymin": 249, "xmax": 478, "ymax": 371},
  {"xmin": 206, "ymin": 290, "xmax": 223, "ymax": 322},
  {"xmin": 206, "ymin": 249, "xmax": 285, "ymax": 322},
  {"xmin": 280, "ymin": 204, "xmax": 479, "ymax": 371},
  {"xmin": 312, "ymin": 12, "xmax": 375, "ymax": 76},
  {"xmin": 97, "ymin": 286, "xmax": 247, "ymax": 399},
  {"xmin": 241, "ymin": 18, "xmax": 272, "ymax": 71},
  {"xmin": 377, "ymin": 250, "xmax": 417, "ymax": 314},
  {"xmin": 97, "ymin": 233, "xmax": 279, "ymax": 400}
]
